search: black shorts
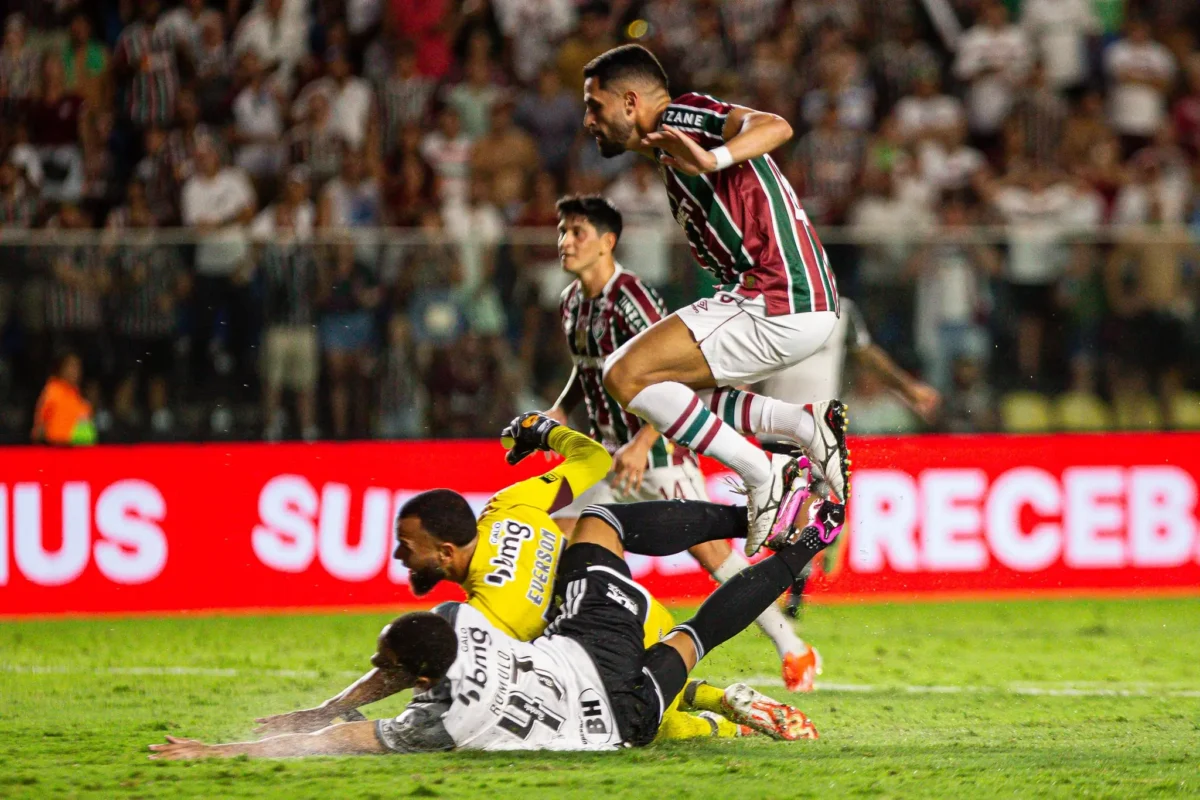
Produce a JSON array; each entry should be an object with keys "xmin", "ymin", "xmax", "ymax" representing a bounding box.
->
[{"xmin": 545, "ymin": 543, "xmax": 687, "ymax": 747}]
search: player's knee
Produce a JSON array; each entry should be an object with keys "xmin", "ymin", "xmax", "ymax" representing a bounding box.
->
[{"xmin": 602, "ymin": 353, "xmax": 645, "ymax": 405}]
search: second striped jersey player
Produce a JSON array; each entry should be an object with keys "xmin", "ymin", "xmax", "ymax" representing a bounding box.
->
[{"xmin": 547, "ymin": 195, "xmax": 825, "ymax": 693}]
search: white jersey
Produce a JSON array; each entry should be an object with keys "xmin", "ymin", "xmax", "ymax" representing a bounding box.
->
[
  {"xmin": 375, "ymin": 603, "xmax": 620, "ymax": 753},
  {"xmin": 756, "ymin": 298, "xmax": 872, "ymax": 404}
]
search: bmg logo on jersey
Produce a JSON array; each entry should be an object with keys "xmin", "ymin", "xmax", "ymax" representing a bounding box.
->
[
  {"xmin": 457, "ymin": 626, "xmax": 493, "ymax": 705},
  {"xmin": 484, "ymin": 519, "xmax": 535, "ymax": 587}
]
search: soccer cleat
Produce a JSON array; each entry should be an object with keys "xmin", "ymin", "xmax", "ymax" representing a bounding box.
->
[
  {"xmin": 745, "ymin": 453, "xmax": 808, "ymax": 556},
  {"xmin": 781, "ymin": 644, "xmax": 823, "ymax": 693},
  {"xmin": 802, "ymin": 400, "xmax": 851, "ymax": 505},
  {"xmin": 766, "ymin": 496, "xmax": 847, "ymax": 552},
  {"xmin": 719, "ymin": 683, "xmax": 819, "ymax": 741}
]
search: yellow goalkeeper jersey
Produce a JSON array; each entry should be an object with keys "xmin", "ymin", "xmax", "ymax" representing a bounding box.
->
[{"xmin": 463, "ymin": 426, "xmax": 675, "ymax": 647}]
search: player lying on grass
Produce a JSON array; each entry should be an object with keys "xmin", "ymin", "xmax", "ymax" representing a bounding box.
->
[
  {"xmin": 250, "ymin": 413, "xmax": 814, "ymax": 742},
  {"xmin": 550, "ymin": 193, "xmax": 822, "ymax": 692},
  {"xmin": 579, "ymin": 44, "xmax": 851, "ymax": 553},
  {"xmin": 148, "ymin": 457, "xmax": 842, "ymax": 757}
]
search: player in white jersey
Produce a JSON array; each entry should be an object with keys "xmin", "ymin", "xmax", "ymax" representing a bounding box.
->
[
  {"xmin": 148, "ymin": 461, "xmax": 841, "ymax": 758},
  {"xmin": 550, "ymin": 194, "xmax": 822, "ymax": 692}
]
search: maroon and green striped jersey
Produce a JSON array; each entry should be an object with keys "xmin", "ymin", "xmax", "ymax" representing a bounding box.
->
[
  {"xmin": 658, "ymin": 92, "xmax": 840, "ymax": 317},
  {"xmin": 560, "ymin": 266, "xmax": 695, "ymax": 470}
]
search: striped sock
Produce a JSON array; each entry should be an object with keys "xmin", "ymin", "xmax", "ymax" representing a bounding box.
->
[
  {"xmin": 627, "ymin": 382, "xmax": 770, "ymax": 487},
  {"xmin": 705, "ymin": 388, "xmax": 815, "ymax": 443}
]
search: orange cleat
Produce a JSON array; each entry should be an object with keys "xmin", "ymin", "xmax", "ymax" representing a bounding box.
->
[
  {"xmin": 782, "ymin": 644, "xmax": 823, "ymax": 693},
  {"xmin": 719, "ymin": 683, "xmax": 819, "ymax": 741}
]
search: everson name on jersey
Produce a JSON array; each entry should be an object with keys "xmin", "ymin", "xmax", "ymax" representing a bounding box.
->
[{"xmin": 527, "ymin": 528, "xmax": 558, "ymax": 608}]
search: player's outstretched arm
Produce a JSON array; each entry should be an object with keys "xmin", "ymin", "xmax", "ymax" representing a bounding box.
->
[
  {"xmin": 149, "ymin": 721, "xmax": 386, "ymax": 760},
  {"xmin": 854, "ymin": 344, "xmax": 942, "ymax": 423},
  {"xmin": 499, "ymin": 412, "xmax": 613, "ymax": 514},
  {"xmin": 254, "ymin": 667, "xmax": 413, "ymax": 736}
]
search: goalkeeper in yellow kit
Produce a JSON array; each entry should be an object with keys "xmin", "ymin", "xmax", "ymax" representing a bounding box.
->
[{"xmin": 255, "ymin": 413, "xmax": 815, "ymax": 742}]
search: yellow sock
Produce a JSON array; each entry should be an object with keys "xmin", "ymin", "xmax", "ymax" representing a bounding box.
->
[
  {"xmin": 680, "ymin": 680, "xmax": 727, "ymax": 715},
  {"xmin": 656, "ymin": 691, "xmax": 721, "ymax": 741},
  {"xmin": 706, "ymin": 712, "xmax": 742, "ymax": 738}
]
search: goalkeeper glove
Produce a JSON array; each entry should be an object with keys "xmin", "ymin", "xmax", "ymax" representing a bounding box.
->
[{"xmin": 501, "ymin": 411, "xmax": 560, "ymax": 465}]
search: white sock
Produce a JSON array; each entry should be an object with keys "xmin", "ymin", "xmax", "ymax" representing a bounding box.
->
[
  {"xmin": 711, "ymin": 551, "xmax": 808, "ymax": 659},
  {"xmin": 702, "ymin": 388, "xmax": 816, "ymax": 443},
  {"xmin": 627, "ymin": 382, "xmax": 771, "ymax": 487}
]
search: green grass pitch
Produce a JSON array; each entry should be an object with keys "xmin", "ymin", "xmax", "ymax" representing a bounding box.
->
[{"xmin": 2, "ymin": 597, "xmax": 1199, "ymax": 799}]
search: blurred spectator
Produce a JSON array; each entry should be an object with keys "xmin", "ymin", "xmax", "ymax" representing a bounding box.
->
[
  {"xmin": 383, "ymin": 130, "xmax": 436, "ymax": 227},
  {"xmin": 43, "ymin": 204, "xmax": 107, "ymax": 396},
  {"xmin": 191, "ymin": 10, "xmax": 232, "ymax": 119},
  {"xmin": 1174, "ymin": 56, "xmax": 1200, "ymax": 159},
  {"xmin": 232, "ymin": 0, "xmax": 309, "ymax": 85},
  {"xmin": 674, "ymin": 5, "xmax": 731, "ymax": 94},
  {"xmin": 133, "ymin": 125, "xmax": 176, "ymax": 224},
  {"xmin": 1020, "ymin": 0, "xmax": 1099, "ymax": 92},
  {"xmin": 391, "ymin": 0, "xmax": 454, "ymax": 79},
  {"xmin": 1104, "ymin": 18, "xmax": 1176, "ymax": 154},
  {"xmin": 870, "ymin": 21, "xmax": 940, "ymax": 113},
  {"xmin": 1104, "ymin": 219, "xmax": 1200, "ymax": 426},
  {"xmin": 376, "ymin": 316, "xmax": 424, "ymax": 438},
  {"xmin": 294, "ymin": 50, "xmax": 376, "ymax": 152},
  {"xmin": 251, "ymin": 168, "xmax": 319, "ymax": 442},
  {"xmin": 231, "ymin": 52, "xmax": 286, "ymax": 188},
  {"xmin": 644, "ymin": 0, "xmax": 699, "ymax": 60},
  {"xmin": 28, "ymin": 55, "xmax": 86, "ymax": 204},
  {"xmin": 158, "ymin": 0, "xmax": 209, "ymax": 58},
  {"xmin": 113, "ymin": 0, "xmax": 188, "ymax": 130},
  {"xmin": 421, "ymin": 106, "xmax": 473, "ymax": 212},
  {"xmin": 445, "ymin": 175, "xmax": 507, "ymax": 299},
  {"xmin": 791, "ymin": 105, "xmax": 865, "ymax": 224},
  {"xmin": 515, "ymin": 68, "xmax": 580, "ymax": 178},
  {"xmin": 556, "ymin": 2, "xmax": 614, "ymax": 92},
  {"xmin": 918, "ymin": 119, "xmax": 987, "ymax": 194},
  {"xmin": 471, "ymin": 102, "xmax": 538, "ymax": 202},
  {"xmin": 1006, "ymin": 61, "xmax": 1068, "ymax": 167},
  {"xmin": 181, "ymin": 138, "xmax": 256, "ymax": 380},
  {"xmin": 425, "ymin": 332, "xmax": 511, "ymax": 436},
  {"xmin": 32, "ymin": 351, "xmax": 96, "ymax": 445},
  {"xmin": 317, "ymin": 239, "xmax": 380, "ymax": 438},
  {"xmin": 0, "ymin": 14, "xmax": 40, "ymax": 111},
  {"xmin": 1113, "ymin": 144, "xmax": 1191, "ymax": 225},
  {"xmin": 954, "ymin": 1, "xmax": 1032, "ymax": 158},
  {"xmin": 1056, "ymin": 242, "xmax": 1106, "ymax": 388},
  {"xmin": 985, "ymin": 164, "xmax": 1077, "ymax": 384},
  {"xmin": 318, "ymin": 146, "xmax": 382, "ymax": 229},
  {"xmin": 895, "ymin": 71, "xmax": 966, "ymax": 145},
  {"xmin": 492, "ymin": 0, "xmax": 574, "ymax": 85},
  {"xmin": 2, "ymin": 164, "xmax": 39, "ymax": 231},
  {"xmin": 164, "ymin": 89, "xmax": 220, "ymax": 186},
  {"xmin": 720, "ymin": 0, "xmax": 785, "ymax": 62},
  {"xmin": 606, "ymin": 158, "xmax": 674, "ymax": 285},
  {"xmin": 849, "ymin": 166, "xmax": 936, "ymax": 287},
  {"xmin": 802, "ymin": 42, "xmax": 874, "ymax": 133},
  {"xmin": 940, "ymin": 356, "xmax": 997, "ymax": 432},
  {"xmin": 59, "ymin": 12, "xmax": 111, "ymax": 109},
  {"xmin": 286, "ymin": 91, "xmax": 343, "ymax": 188},
  {"xmin": 377, "ymin": 42, "xmax": 435, "ymax": 156},
  {"xmin": 908, "ymin": 193, "xmax": 1001, "ymax": 391},
  {"xmin": 108, "ymin": 188, "xmax": 185, "ymax": 436},
  {"xmin": 1060, "ymin": 89, "xmax": 1113, "ymax": 168},
  {"xmin": 444, "ymin": 53, "xmax": 505, "ymax": 140}
]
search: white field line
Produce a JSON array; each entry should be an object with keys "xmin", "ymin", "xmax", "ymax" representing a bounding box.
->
[{"xmin": 4, "ymin": 664, "xmax": 1200, "ymax": 698}]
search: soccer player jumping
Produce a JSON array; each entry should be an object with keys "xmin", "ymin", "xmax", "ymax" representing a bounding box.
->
[{"xmin": 580, "ymin": 45, "xmax": 850, "ymax": 553}]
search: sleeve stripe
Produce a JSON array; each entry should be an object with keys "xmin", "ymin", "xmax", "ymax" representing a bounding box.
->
[{"xmin": 619, "ymin": 281, "xmax": 663, "ymax": 329}]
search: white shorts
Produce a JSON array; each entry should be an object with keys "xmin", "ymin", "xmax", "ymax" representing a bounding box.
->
[
  {"xmin": 553, "ymin": 460, "xmax": 709, "ymax": 520},
  {"xmin": 675, "ymin": 292, "xmax": 839, "ymax": 386},
  {"xmin": 756, "ymin": 344, "xmax": 841, "ymax": 406}
]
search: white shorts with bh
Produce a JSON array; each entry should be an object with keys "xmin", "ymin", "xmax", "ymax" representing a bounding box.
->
[
  {"xmin": 552, "ymin": 459, "xmax": 709, "ymax": 520},
  {"xmin": 675, "ymin": 292, "xmax": 838, "ymax": 386}
]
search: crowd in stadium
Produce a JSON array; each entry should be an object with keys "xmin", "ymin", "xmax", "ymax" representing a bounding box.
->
[{"xmin": 2, "ymin": 0, "xmax": 1199, "ymax": 443}]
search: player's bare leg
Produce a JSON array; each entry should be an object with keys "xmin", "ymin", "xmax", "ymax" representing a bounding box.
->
[{"xmin": 603, "ymin": 316, "xmax": 802, "ymax": 553}]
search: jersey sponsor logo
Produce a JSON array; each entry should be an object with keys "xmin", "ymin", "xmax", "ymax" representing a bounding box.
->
[
  {"xmin": 539, "ymin": 474, "xmax": 560, "ymax": 484},
  {"xmin": 674, "ymin": 196, "xmax": 692, "ymax": 228},
  {"xmin": 457, "ymin": 626, "xmax": 493, "ymax": 705},
  {"xmin": 579, "ymin": 688, "xmax": 614, "ymax": 744},
  {"xmin": 526, "ymin": 527, "xmax": 559, "ymax": 609},
  {"xmin": 484, "ymin": 519, "xmax": 535, "ymax": 587},
  {"xmin": 605, "ymin": 582, "xmax": 638, "ymax": 614}
]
